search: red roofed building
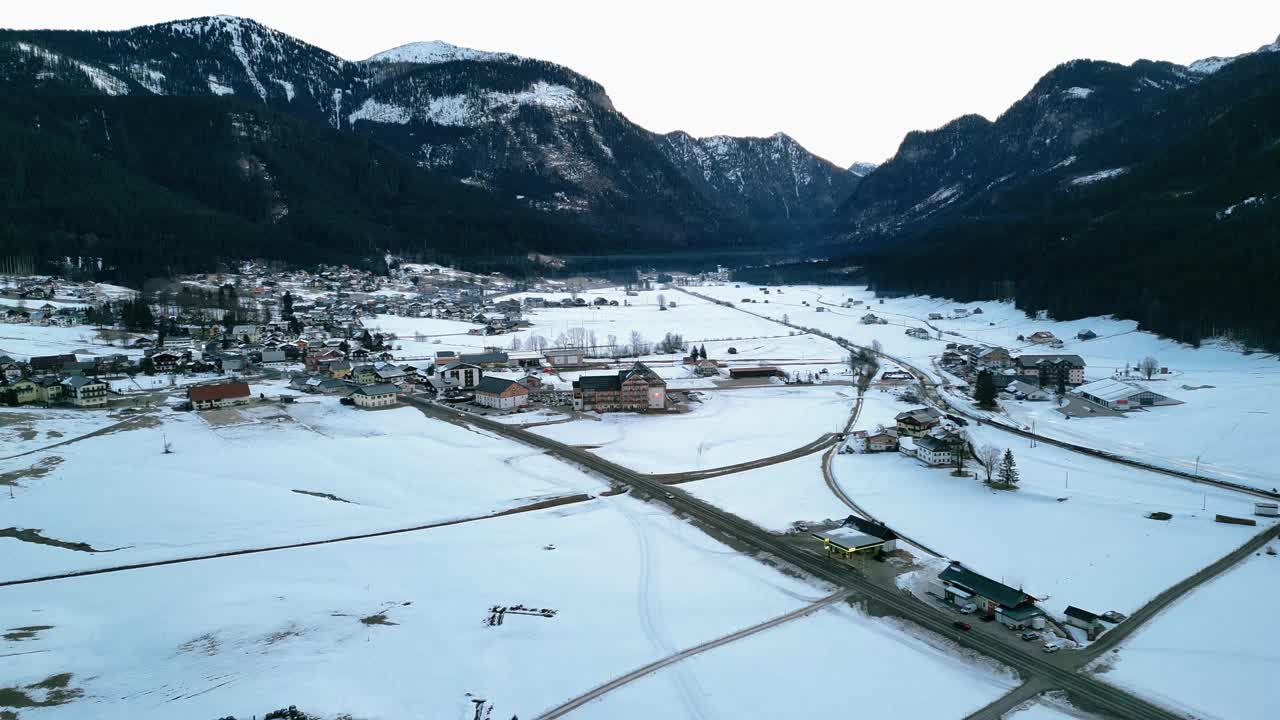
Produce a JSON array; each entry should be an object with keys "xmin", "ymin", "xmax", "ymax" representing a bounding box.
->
[{"xmin": 188, "ymin": 382, "xmax": 252, "ymax": 410}]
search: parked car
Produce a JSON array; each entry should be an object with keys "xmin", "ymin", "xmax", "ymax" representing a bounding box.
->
[
  {"xmin": 952, "ymin": 621, "xmax": 972, "ymax": 631},
  {"xmin": 1042, "ymin": 643, "xmax": 1061, "ymax": 653},
  {"xmin": 1021, "ymin": 631, "xmax": 1040, "ymax": 641},
  {"xmin": 1101, "ymin": 611, "xmax": 1127, "ymax": 623},
  {"xmin": 959, "ymin": 603, "xmax": 977, "ymax": 615}
]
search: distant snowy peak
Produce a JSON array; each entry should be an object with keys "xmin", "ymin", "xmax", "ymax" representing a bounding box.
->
[
  {"xmin": 363, "ymin": 40, "xmax": 516, "ymax": 65},
  {"xmin": 1188, "ymin": 33, "xmax": 1280, "ymax": 74},
  {"xmin": 848, "ymin": 161, "xmax": 878, "ymax": 177}
]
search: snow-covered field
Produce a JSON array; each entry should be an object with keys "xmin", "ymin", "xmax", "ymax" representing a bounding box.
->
[
  {"xmin": 580, "ymin": 601, "xmax": 1018, "ymax": 719},
  {"xmin": 0, "ymin": 496, "xmax": 1013, "ymax": 720},
  {"xmin": 0, "ymin": 324, "xmax": 144, "ymax": 361},
  {"xmin": 530, "ymin": 385, "xmax": 854, "ymax": 473},
  {"xmin": 1, "ymin": 397, "xmax": 607, "ymax": 580},
  {"xmin": 683, "ymin": 454, "xmax": 847, "ymax": 532},
  {"xmin": 694, "ymin": 282, "xmax": 1280, "ymax": 491},
  {"xmin": 1094, "ymin": 548, "xmax": 1280, "ymax": 720},
  {"xmin": 830, "ymin": 420, "xmax": 1273, "ymax": 616},
  {"xmin": 0, "ymin": 408, "xmax": 124, "ymax": 458}
]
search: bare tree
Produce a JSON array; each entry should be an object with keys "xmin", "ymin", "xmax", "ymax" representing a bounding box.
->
[
  {"xmin": 607, "ymin": 334, "xmax": 619, "ymax": 358},
  {"xmin": 527, "ymin": 334, "xmax": 548, "ymax": 353},
  {"xmin": 658, "ymin": 332, "xmax": 686, "ymax": 354},
  {"xmin": 976, "ymin": 444, "xmax": 1002, "ymax": 482},
  {"xmin": 510, "ymin": 337, "xmax": 523, "ymax": 351},
  {"xmin": 1139, "ymin": 356, "xmax": 1160, "ymax": 380},
  {"xmin": 628, "ymin": 330, "xmax": 649, "ymax": 357},
  {"xmin": 565, "ymin": 327, "xmax": 588, "ymax": 348}
]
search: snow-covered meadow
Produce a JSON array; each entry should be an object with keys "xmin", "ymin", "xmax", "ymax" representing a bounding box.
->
[
  {"xmin": 1, "ymin": 396, "xmax": 607, "ymax": 580},
  {"xmin": 1093, "ymin": 547, "xmax": 1280, "ymax": 720},
  {"xmin": 0, "ymin": 324, "xmax": 144, "ymax": 361},
  {"xmin": 0, "ymin": 495, "xmax": 1015, "ymax": 720},
  {"xmin": 530, "ymin": 385, "xmax": 854, "ymax": 474}
]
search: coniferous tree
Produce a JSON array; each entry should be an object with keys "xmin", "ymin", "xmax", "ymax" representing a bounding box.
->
[
  {"xmin": 998, "ymin": 449, "xmax": 1020, "ymax": 487},
  {"xmin": 974, "ymin": 370, "xmax": 998, "ymax": 410}
]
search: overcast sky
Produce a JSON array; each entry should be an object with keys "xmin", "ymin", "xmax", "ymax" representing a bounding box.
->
[{"xmin": 8, "ymin": 1, "xmax": 1280, "ymax": 166}]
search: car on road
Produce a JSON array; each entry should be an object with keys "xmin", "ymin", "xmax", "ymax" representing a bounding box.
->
[
  {"xmin": 952, "ymin": 621, "xmax": 972, "ymax": 631},
  {"xmin": 664, "ymin": 492, "xmax": 675, "ymax": 500},
  {"xmin": 959, "ymin": 603, "xmax": 977, "ymax": 615},
  {"xmin": 1042, "ymin": 643, "xmax": 1061, "ymax": 653},
  {"xmin": 1021, "ymin": 631, "xmax": 1040, "ymax": 641}
]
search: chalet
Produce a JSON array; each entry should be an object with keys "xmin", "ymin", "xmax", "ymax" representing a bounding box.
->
[
  {"xmin": 34, "ymin": 376, "xmax": 65, "ymax": 404},
  {"xmin": 573, "ymin": 362, "xmax": 667, "ymax": 412},
  {"xmin": 1073, "ymin": 379, "xmax": 1181, "ymax": 411},
  {"xmin": 694, "ymin": 359, "xmax": 721, "ymax": 377},
  {"xmin": 188, "ymin": 382, "xmax": 251, "ymax": 410},
  {"xmin": 895, "ymin": 408, "xmax": 942, "ymax": 437},
  {"xmin": 1027, "ymin": 331, "xmax": 1060, "ymax": 346},
  {"xmin": 545, "ymin": 348, "xmax": 585, "ymax": 368},
  {"xmin": 440, "ymin": 362, "xmax": 483, "ymax": 389},
  {"xmin": 914, "ymin": 435, "xmax": 954, "ymax": 466},
  {"xmin": 61, "ymin": 374, "xmax": 109, "ymax": 408},
  {"xmin": 305, "ymin": 348, "xmax": 345, "ymax": 371},
  {"xmin": 861, "ymin": 313, "xmax": 887, "ymax": 325},
  {"xmin": 1076, "ymin": 329, "xmax": 1098, "ymax": 341},
  {"xmin": 474, "ymin": 377, "xmax": 531, "ymax": 410},
  {"xmin": 906, "ymin": 327, "xmax": 931, "ymax": 339},
  {"xmin": 351, "ymin": 383, "xmax": 398, "ymax": 408},
  {"xmin": 230, "ymin": 324, "xmax": 262, "ymax": 342},
  {"xmin": 350, "ymin": 364, "xmax": 378, "ymax": 384},
  {"xmin": 326, "ymin": 360, "xmax": 353, "ymax": 379},
  {"xmin": 969, "ymin": 346, "xmax": 1013, "ymax": 370},
  {"xmin": 374, "ymin": 364, "xmax": 406, "ymax": 383},
  {"xmin": 867, "ymin": 428, "xmax": 899, "ymax": 452},
  {"xmin": 813, "ymin": 516, "xmax": 899, "ymax": 560},
  {"xmin": 930, "ymin": 562, "xmax": 1044, "ymax": 630},
  {"xmin": 150, "ymin": 351, "xmax": 183, "ymax": 374},
  {"xmin": 1014, "ymin": 355, "xmax": 1086, "ymax": 387},
  {"xmin": 1064, "ymin": 606, "xmax": 1106, "ymax": 640}
]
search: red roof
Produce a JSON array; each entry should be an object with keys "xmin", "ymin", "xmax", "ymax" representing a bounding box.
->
[{"xmin": 189, "ymin": 382, "xmax": 251, "ymax": 402}]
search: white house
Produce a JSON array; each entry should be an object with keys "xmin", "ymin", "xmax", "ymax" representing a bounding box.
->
[
  {"xmin": 352, "ymin": 383, "xmax": 398, "ymax": 408},
  {"xmin": 61, "ymin": 375, "xmax": 109, "ymax": 408},
  {"xmin": 440, "ymin": 361, "xmax": 483, "ymax": 389},
  {"xmin": 474, "ymin": 377, "xmax": 530, "ymax": 410},
  {"xmin": 914, "ymin": 435, "xmax": 954, "ymax": 466}
]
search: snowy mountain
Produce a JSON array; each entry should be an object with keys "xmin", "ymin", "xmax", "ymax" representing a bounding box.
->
[
  {"xmin": 656, "ymin": 131, "xmax": 859, "ymax": 233},
  {"xmin": 828, "ymin": 57, "xmax": 1201, "ymax": 240},
  {"xmin": 847, "ymin": 161, "xmax": 879, "ymax": 177},
  {"xmin": 363, "ymin": 40, "xmax": 517, "ymax": 65},
  {"xmin": 1187, "ymin": 33, "xmax": 1280, "ymax": 75},
  {"xmin": 0, "ymin": 16, "xmax": 848, "ymax": 246}
]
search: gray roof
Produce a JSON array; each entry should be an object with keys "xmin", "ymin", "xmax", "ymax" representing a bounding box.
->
[
  {"xmin": 1015, "ymin": 354, "xmax": 1085, "ymax": 368},
  {"xmin": 1064, "ymin": 606, "xmax": 1100, "ymax": 623},
  {"xmin": 939, "ymin": 562, "xmax": 1034, "ymax": 609},
  {"xmin": 459, "ymin": 351, "xmax": 509, "ymax": 365},
  {"xmin": 476, "ymin": 376, "xmax": 526, "ymax": 394},
  {"xmin": 355, "ymin": 383, "xmax": 398, "ymax": 396}
]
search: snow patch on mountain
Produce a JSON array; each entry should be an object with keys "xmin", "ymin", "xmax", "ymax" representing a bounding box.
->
[
  {"xmin": 364, "ymin": 40, "xmax": 515, "ymax": 65},
  {"xmin": 911, "ymin": 184, "xmax": 962, "ymax": 214},
  {"xmin": 1216, "ymin": 195, "xmax": 1267, "ymax": 220},
  {"xmin": 1063, "ymin": 86, "xmax": 1093, "ymax": 99},
  {"xmin": 273, "ymin": 78, "xmax": 295, "ymax": 101},
  {"xmin": 351, "ymin": 82, "xmax": 583, "ymax": 127},
  {"xmin": 1070, "ymin": 167, "xmax": 1128, "ymax": 185},
  {"xmin": 348, "ymin": 98, "xmax": 412, "ymax": 125},
  {"xmin": 14, "ymin": 42, "xmax": 129, "ymax": 96},
  {"xmin": 128, "ymin": 64, "xmax": 166, "ymax": 94},
  {"xmin": 208, "ymin": 76, "xmax": 234, "ymax": 96}
]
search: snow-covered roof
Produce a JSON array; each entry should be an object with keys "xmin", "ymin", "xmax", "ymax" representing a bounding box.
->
[{"xmin": 1074, "ymin": 378, "xmax": 1150, "ymax": 402}]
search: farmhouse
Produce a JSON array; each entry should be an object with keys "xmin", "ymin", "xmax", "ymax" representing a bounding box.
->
[
  {"xmin": 1073, "ymin": 378, "xmax": 1181, "ymax": 411},
  {"xmin": 60, "ymin": 374, "xmax": 108, "ymax": 407},
  {"xmin": 573, "ymin": 361, "xmax": 667, "ymax": 412},
  {"xmin": 352, "ymin": 383, "xmax": 398, "ymax": 408},
  {"xmin": 914, "ymin": 435, "xmax": 954, "ymax": 466},
  {"xmin": 1027, "ymin": 331, "xmax": 1058, "ymax": 345},
  {"xmin": 474, "ymin": 377, "xmax": 531, "ymax": 410},
  {"xmin": 930, "ymin": 562, "xmax": 1045, "ymax": 630},
  {"xmin": 895, "ymin": 408, "xmax": 942, "ymax": 437},
  {"xmin": 814, "ymin": 516, "xmax": 899, "ymax": 560},
  {"xmin": 1004, "ymin": 379, "xmax": 1051, "ymax": 401},
  {"xmin": 188, "ymin": 381, "xmax": 251, "ymax": 410}
]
